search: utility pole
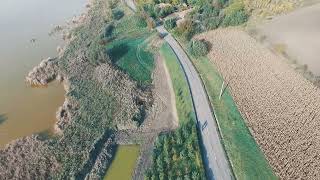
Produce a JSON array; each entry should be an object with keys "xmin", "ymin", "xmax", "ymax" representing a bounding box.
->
[
  {"xmin": 219, "ymin": 76, "xmax": 229, "ymax": 100},
  {"xmin": 219, "ymin": 80, "xmax": 225, "ymax": 100}
]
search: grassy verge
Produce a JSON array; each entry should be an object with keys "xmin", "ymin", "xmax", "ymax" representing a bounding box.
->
[
  {"xmin": 144, "ymin": 43, "xmax": 205, "ymax": 180},
  {"xmin": 159, "ymin": 43, "xmax": 196, "ymax": 124},
  {"xmin": 190, "ymin": 56, "xmax": 277, "ymax": 180}
]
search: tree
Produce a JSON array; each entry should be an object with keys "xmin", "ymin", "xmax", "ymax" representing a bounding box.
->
[
  {"xmin": 192, "ymin": 171, "xmax": 200, "ymax": 180},
  {"xmin": 188, "ymin": 39, "xmax": 209, "ymax": 57},
  {"xmin": 221, "ymin": 9, "xmax": 248, "ymax": 27},
  {"xmin": 112, "ymin": 9, "xmax": 124, "ymax": 20},
  {"xmin": 164, "ymin": 18, "xmax": 177, "ymax": 30}
]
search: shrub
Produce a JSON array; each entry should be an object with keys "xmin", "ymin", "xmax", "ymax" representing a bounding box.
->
[
  {"xmin": 164, "ymin": 18, "xmax": 177, "ymax": 30},
  {"xmin": 142, "ymin": 3, "xmax": 157, "ymax": 18},
  {"xmin": 203, "ymin": 16, "xmax": 221, "ymax": 30},
  {"xmin": 201, "ymin": 5, "xmax": 220, "ymax": 18},
  {"xmin": 175, "ymin": 19, "xmax": 198, "ymax": 40},
  {"xmin": 155, "ymin": 4, "xmax": 174, "ymax": 18},
  {"xmin": 104, "ymin": 23, "xmax": 114, "ymax": 38},
  {"xmin": 221, "ymin": 9, "xmax": 248, "ymax": 27},
  {"xmin": 112, "ymin": 9, "xmax": 124, "ymax": 20},
  {"xmin": 188, "ymin": 39, "xmax": 209, "ymax": 57}
]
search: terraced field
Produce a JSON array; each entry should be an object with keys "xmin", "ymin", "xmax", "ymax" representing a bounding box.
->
[{"xmin": 198, "ymin": 28, "xmax": 320, "ymax": 179}]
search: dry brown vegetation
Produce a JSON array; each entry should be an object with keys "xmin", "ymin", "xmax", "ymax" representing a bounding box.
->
[
  {"xmin": 242, "ymin": 0, "xmax": 301, "ymax": 17},
  {"xmin": 0, "ymin": 136, "xmax": 59, "ymax": 179},
  {"xmin": 197, "ymin": 28, "xmax": 320, "ymax": 179},
  {"xmin": 0, "ymin": 0, "xmax": 152, "ymax": 179}
]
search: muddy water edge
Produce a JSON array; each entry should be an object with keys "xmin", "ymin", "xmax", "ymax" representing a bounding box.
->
[{"xmin": 0, "ymin": 0, "xmax": 87, "ymax": 147}]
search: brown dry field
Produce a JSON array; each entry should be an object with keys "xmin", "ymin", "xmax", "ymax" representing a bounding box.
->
[
  {"xmin": 254, "ymin": 3, "xmax": 320, "ymax": 76},
  {"xmin": 197, "ymin": 28, "xmax": 320, "ymax": 179}
]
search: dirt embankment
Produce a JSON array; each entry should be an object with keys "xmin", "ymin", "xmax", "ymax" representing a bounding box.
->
[{"xmin": 197, "ymin": 28, "xmax": 320, "ymax": 179}]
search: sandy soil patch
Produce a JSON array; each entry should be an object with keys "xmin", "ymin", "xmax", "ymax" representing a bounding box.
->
[
  {"xmin": 197, "ymin": 28, "xmax": 320, "ymax": 179},
  {"xmin": 140, "ymin": 54, "xmax": 179, "ymax": 131},
  {"xmin": 252, "ymin": 3, "xmax": 320, "ymax": 78}
]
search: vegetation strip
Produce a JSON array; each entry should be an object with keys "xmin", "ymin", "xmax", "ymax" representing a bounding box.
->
[
  {"xmin": 190, "ymin": 55, "xmax": 276, "ymax": 180},
  {"xmin": 143, "ymin": 43, "xmax": 205, "ymax": 180},
  {"xmin": 160, "ymin": 43, "xmax": 196, "ymax": 124}
]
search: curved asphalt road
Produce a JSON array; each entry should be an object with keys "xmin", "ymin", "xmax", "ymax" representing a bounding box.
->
[
  {"xmin": 156, "ymin": 26, "xmax": 233, "ymax": 180},
  {"xmin": 124, "ymin": 1, "xmax": 233, "ymax": 179}
]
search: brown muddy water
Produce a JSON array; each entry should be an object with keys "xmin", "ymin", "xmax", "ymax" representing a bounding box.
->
[{"xmin": 0, "ymin": 0, "xmax": 87, "ymax": 148}]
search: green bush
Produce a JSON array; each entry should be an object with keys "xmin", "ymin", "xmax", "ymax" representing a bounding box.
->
[
  {"xmin": 164, "ymin": 18, "xmax": 177, "ymax": 30},
  {"xmin": 154, "ymin": 4, "xmax": 174, "ymax": 18},
  {"xmin": 104, "ymin": 23, "xmax": 114, "ymax": 38},
  {"xmin": 142, "ymin": 3, "xmax": 157, "ymax": 18},
  {"xmin": 112, "ymin": 9, "xmax": 124, "ymax": 20},
  {"xmin": 201, "ymin": 5, "xmax": 220, "ymax": 18},
  {"xmin": 188, "ymin": 39, "xmax": 209, "ymax": 57},
  {"xmin": 203, "ymin": 16, "xmax": 221, "ymax": 30},
  {"xmin": 175, "ymin": 19, "xmax": 202, "ymax": 40},
  {"xmin": 222, "ymin": 9, "xmax": 248, "ymax": 27}
]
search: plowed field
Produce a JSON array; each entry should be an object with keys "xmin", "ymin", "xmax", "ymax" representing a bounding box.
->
[{"xmin": 197, "ymin": 28, "xmax": 320, "ymax": 179}]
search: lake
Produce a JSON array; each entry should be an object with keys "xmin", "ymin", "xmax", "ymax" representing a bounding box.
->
[{"xmin": 0, "ymin": 0, "xmax": 87, "ymax": 147}]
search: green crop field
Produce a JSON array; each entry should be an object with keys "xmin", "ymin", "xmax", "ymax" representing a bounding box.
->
[
  {"xmin": 191, "ymin": 56, "xmax": 277, "ymax": 180},
  {"xmin": 160, "ymin": 43, "xmax": 196, "ymax": 124}
]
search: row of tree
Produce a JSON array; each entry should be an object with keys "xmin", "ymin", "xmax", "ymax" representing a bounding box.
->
[{"xmin": 144, "ymin": 121, "xmax": 206, "ymax": 180}]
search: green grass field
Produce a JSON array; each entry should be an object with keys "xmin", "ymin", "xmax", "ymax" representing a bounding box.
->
[
  {"xmin": 106, "ymin": 37, "xmax": 154, "ymax": 86},
  {"xmin": 104, "ymin": 7, "xmax": 156, "ymax": 87},
  {"xmin": 191, "ymin": 56, "xmax": 277, "ymax": 180},
  {"xmin": 160, "ymin": 43, "xmax": 196, "ymax": 124}
]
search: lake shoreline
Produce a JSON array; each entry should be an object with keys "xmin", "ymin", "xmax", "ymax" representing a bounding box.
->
[{"xmin": 0, "ymin": 0, "xmax": 155, "ymax": 178}]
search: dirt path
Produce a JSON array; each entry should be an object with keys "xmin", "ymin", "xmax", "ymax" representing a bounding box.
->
[
  {"xmin": 199, "ymin": 28, "xmax": 320, "ymax": 179},
  {"xmin": 139, "ymin": 54, "xmax": 179, "ymax": 131},
  {"xmin": 159, "ymin": 54, "xmax": 179, "ymax": 128}
]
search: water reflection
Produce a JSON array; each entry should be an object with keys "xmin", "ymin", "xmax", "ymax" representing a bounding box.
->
[
  {"xmin": 0, "ymin": 114, "xmax": 7, "ymax": 125},
  {"xmin": 0, "ymin": 0, "xmax": 86, "ymax": 148}
]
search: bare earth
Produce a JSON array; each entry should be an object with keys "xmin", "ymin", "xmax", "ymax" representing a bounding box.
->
[
  {"xmin": 254, "ymin": 3, "xmax": 320, "ymax": 76},
  {"xmin": 198, "ymin": 28, "xmax": 320, "ymax": 179}
]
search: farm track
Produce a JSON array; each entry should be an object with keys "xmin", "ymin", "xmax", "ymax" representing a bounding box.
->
[{"xmin": 198, "ymin": 28, "xmax": 320, "ymax": 179}]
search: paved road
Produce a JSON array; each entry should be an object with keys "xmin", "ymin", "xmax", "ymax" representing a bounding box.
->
[
  {"xmin": 157, "ymin": 26, "xmax": 233, "ymax": 180},
  {"xmin": 123, "ymin": 1, "xmax": 233, "ymax": 179}
]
